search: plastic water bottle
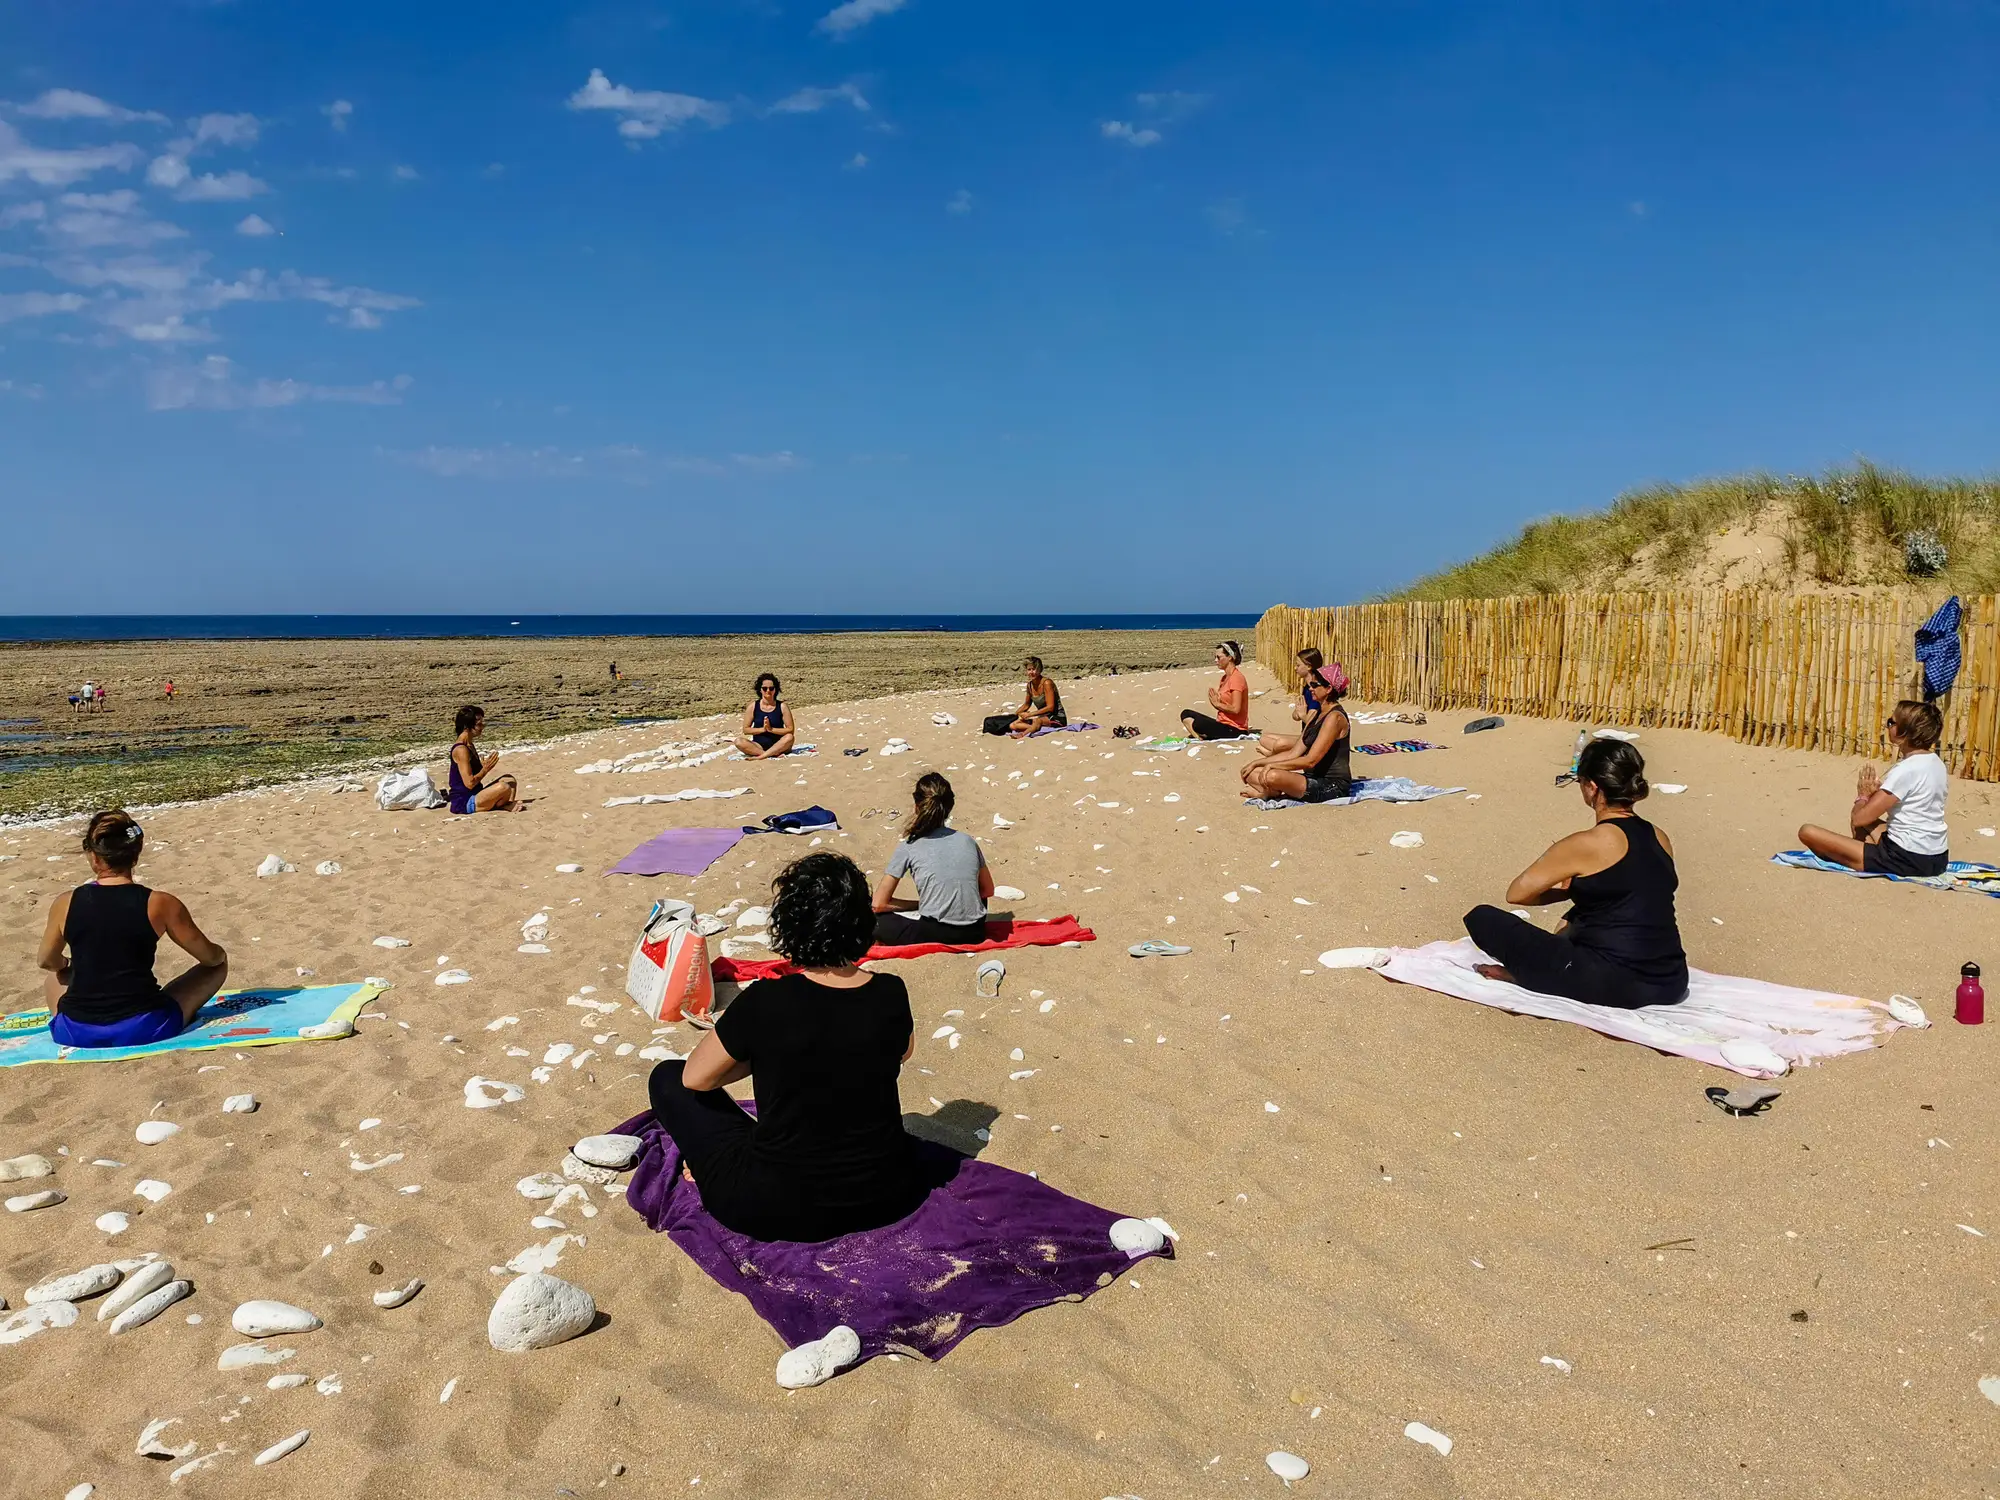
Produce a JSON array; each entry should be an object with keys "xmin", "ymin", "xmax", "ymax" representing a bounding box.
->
[
  {"xmin": 1570, "ymin": 729, "xmax": 1590, "ymax": 777},
  {"xmin": 1956, "ymin": 961, "xmax": 1984, "ymax": 1026}
]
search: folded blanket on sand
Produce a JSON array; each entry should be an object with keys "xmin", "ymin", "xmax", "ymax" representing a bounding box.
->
[
  {"xmin": 1247, "ymin": 776, "xmax": 1465, "ymax": 811},
  {"xmin": 0, "ymin": 982, "xmax": 382, "ymax": 1067},
  {"xmin": 713, "ymin": 916, "xmax": 1095, "ymax": 983},
  {"xmin": 609, "ymin": 826, "xmax": 747, "ymax": 877},
  {"xmin": 1771, "ymin": 848, "xmax": 2000, "ymax": 897},
  {"xmin": 1367, "ymin": 938, "xmax": 1907, "ymax": 1078},
  {"xmin": 1354, "ymin": 739, "xmax": 1442, "ymax": 755},
  {"xmin": 1029, "ymin": 721, "xmax": 1099, "ymax": 737},
  {"xmin": 741, "ymin": 805, "xmax": 839, "ymax": 836},
  {"xmin": 610, "ymin": 1106, "xmax": 1169, "ymax": 1365}
]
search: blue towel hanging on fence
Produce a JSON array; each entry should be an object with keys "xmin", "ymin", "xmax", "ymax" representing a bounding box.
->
[{"xmin": 1916, "ymin": 596, "xmax": 1962, "ymax": 700}]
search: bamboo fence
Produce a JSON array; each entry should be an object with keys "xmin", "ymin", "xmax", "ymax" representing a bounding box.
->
[{"xmin": 1254, "ymin": 591, "xmax": 2000, "ymax": 780}]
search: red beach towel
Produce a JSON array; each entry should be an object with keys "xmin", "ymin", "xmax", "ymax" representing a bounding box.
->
[{"xmin": 713, "ymin": 916, "xmax": 1095, "ymax": 983}]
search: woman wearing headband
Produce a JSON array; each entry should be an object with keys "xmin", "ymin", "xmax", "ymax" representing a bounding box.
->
[
  {"xmin": 1180, "ymin": 641, "xmax": 1254, "ymax": 741},
  {"xmin": 1240, "ymin": 664, "xmax": 1352, "ymax": 803},
  {"xmin": 35, "ymin": 810, "xmax": 229, "ymax": 1048}
]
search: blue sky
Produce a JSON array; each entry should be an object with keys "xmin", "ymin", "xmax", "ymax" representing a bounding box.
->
[{"xmin": 2, "ymin": 1, "xmax": 1995, "ymax": 614}]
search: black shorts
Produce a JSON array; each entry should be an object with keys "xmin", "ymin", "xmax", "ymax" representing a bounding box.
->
[
  {"xmin": 750, "ymin": 731, "xmax": 783, "ymax": 751},
  {"xmin": 1863, "ymin": 836, "xmax": 1949, "ymax": 878},
  {"xmin": 1299, "ymin": 775, "xmax": 1352, "ymax": 804},
  {"xmin": 1181, "ymin": 710, "xmax": 1252, "ymax": 741}
]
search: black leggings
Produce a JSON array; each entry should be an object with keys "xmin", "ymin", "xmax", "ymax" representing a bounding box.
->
[
  {"xmin": 874, "ymin": 912, "xmax": 990, "ymax": 947},
  {"xmin": 1180, "ymin": 710, "xmax": 1250, "ymax": 741},
  {"xmin": 1463, "ymin": 905, "xmax": 1687, "ymax": 1010},
  {"xmin": 648, "ymin": 1061, "xmax": 921, "ymax": 1242}
]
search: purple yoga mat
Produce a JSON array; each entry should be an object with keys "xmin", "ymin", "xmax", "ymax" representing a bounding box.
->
[
  {"xmin": 607, "ymin": 826, "xmax": 746, "ymax": 877},
  {"xmin": 612, "ymin": 1109, "xmax": 1171, "ymax": 1365}
]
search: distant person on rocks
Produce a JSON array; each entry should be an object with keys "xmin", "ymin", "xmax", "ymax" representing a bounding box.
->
[
  {"xmin": 649, "ymin": 850, "xmax": 925, "ymax": 1242},
  {"xmin": 1798, "ymin": 700, "xmax": 1949, "ymax": 877},
  {"xmin": 447, "ymin": 704, "xmax": 520, "ymax": 813},
  {"xmin": 81, "ymin": 680, "xmax": 96, "ymax": 714},
  {"xmin": 36, "ymin": 810, "xmax": 229, "ymax": 1048},
  {"xmin": 984, "ymin": 657, "xmax": 1065, "ymax": 737},
  {"xmin": 1255, "ymin": 647, "xmax": 1325, "ymax": 758},
  {"xmin": 164, "ymin": 679, "xmax": 175, "ymax": 701},
  {"xmin": 1240, "ymin": 664, "xmax": 1351, "ymax": 803},
  {"xmin": 733, "ymin": 673, "xmax": 797, "ymax": 759},
  {"xmin": 1463, "ymin": 739, "xmax": 1689, "ymax": 1008},
  {"xmin": 1180, "ymin": 641, "xmax": 1253, "ymax": 740},
  {"xmin": 872, "ymin": 773, "xmax": 994, "ymax": 945}
]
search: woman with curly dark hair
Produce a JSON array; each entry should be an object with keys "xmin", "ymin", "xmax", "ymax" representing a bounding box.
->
[{"xmin": 647, "ymin": 851, "xmax": 924, "ymax": 1241}]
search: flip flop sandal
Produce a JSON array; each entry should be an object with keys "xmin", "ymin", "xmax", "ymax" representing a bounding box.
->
[
  {"xmin": 1128, "ymin": 940, "xmax": 1193, "ymax": 958},
  {"xmin": 975, "ymin": 959, "xmax": 1005, "ymax": 998},
  {"xmin": 1705, "ymin": 1085, "xmax": 1781, "ymax": 1116}
]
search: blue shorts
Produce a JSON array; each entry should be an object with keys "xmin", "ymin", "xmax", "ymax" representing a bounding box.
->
[
  {"xmin": 51, "ymin": 1004, "xmax": 185, "ymax": 1049},
  {"xmin": 452, "ymin": 798, "xmax": 477, "ymax": 815}
]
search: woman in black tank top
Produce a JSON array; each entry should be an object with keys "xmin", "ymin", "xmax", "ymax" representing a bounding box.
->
[
  {"xmin": 37, "ymin": 811, "xmax": 230, "ymax": 1048},
  {"xmin": 1462, "ymin": 740, "xmax": 1689, "ymax": 1009},
  {"xmin": 1241, "ymin": 666, "xmax": 1353, "ymax": 803}
]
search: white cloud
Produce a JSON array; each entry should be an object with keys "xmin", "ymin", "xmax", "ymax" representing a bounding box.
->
[
  {"xmin": 323, "ymin": 99, "xmax": 353, "ymax": 132},
  {"xmin": 945, "ymin": 188, "xmax": 973, "ymax": 215},
  {"xmin": 1135, "ymin": 90, "xmax": 1208, "ymax": 121},
  {"xmin": 174, "ymin": 169, "xmax": 270, "ymax": 202},
  {"xmin": 187, "ymin": 112, "xmax": 259, "ymax": 148},
  {"xmin": 235, "ymin": 212, "xmax": 276, "ymax": 237},
  {"xmin": 1101, "ymin": 120, "xmax": 1162, "ymax": 147},
  {"xmin": 1205, "ymin": 196, "xmax": 1260, "ymax": 238},
  {"xmin": 399, "ymin": 445, "xmax": 800, "ymax": 481},
  {"xmin": 392, "ymin": 163, "xmax": 420, "ymax": 181},
  {"xmin": 145, "ymin": 153, "xmax": 189, "ymax": 189},
  {"xmin": 0, "ymin": 378, "xmax": 46, "ymax": 398},
  {"xmin": 46, "ymin": 189, "xmax": 186, "ymax": 249},
  {"xmin": 771, "ymin": 82, "xmax": 871, "ymax": 115},
  {"xmin": 0, "ymin": 120, "xmax": 143, "ymax": 187},
  {"xmin": 16, "ymin": 88, "xmax": 167, "ymax": 125},
  {"xmin": 147, "ymin": 354, "xmax": 412, "ymax": 412},
  {"xmin": 567, "ymin": 69, "xmax": 729, "ymax": 140},
  {"xmin": 0, "ymin": 290, "xmax": 87, "ymax": 323},
  {"xmin": 846, "ymin": 152, "xmax": 868, "ymax": 170},
  {"xmin": 730, "ymin": 451, "xmax": 801, "ymax": 474},
  {"xmin": 817, "ymin": 0, "xmax": 908, "ymax": 37}
]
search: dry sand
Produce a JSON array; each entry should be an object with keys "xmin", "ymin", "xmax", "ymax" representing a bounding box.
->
[{"xmin": 3, "ymin": 665, "xmax": 1999, "ymax": 1499}]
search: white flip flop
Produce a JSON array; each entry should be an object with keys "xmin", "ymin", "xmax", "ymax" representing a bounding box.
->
[{"xmin": 976, "ymin": 959, "xmax": 1005, "ymax": 998}]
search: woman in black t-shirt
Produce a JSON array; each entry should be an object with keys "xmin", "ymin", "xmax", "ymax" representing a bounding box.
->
[{"xmin": 648, "ymin": 851, "xmax": 925, "ymax": 1242}]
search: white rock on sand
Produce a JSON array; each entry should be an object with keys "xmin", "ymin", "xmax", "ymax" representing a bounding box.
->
[
  {"xmin": 1107, "ymin": 1219, "xmax": 1166, "ymax": 1256},
  {"xmin": 98, "ymin": 1262, "xmax": 175, "ymax": 1321},
  {"xmin": 560, "ymin": 1152, "xmax": 619, "ymax": 1185},
  {"xmin": 373, "ymin": 1277, "xmax": 424, "ymax": 1309},
  {"xmin": 487, "ymin": 1272, "xmax": 596, "ymax": 1352},
  {"xmin": 570, "ymin": 1134, "xmax": 642, "ymax": 1170},
  {"xmin": 0, "ymin": 1301, "xmax": 79, "ymax": 1344},
  {"xmin": 775, "ymin": 1325, "xmax": 862, "ymax": 1389},
  {"xmin": 255, "ymin": 1431, "xmax": 311, "ymax": 1466},
  {"xmin": 256, "ymin": 855, "xmax": 296, "ymax": 877},
  {"xmin": 372, "ymin": 935, "xmax": 411, "ymax": 948},
  {"xmin": 135, "ymin": 1417, "xmax": 197, "ymax": 1460},
  {"xmin": 5, "ymin": 1189, "xmax": 65, "ymax": 1212},
  {"xmin": 94, "ymin": 1211, "xmax": 131, "ymax": 1235},
  {"xmin": 26, "ymin": 1263, "xmax": 121, "ymax": 1305},
  {"xmin": 232, "ymin": 1300, "xmax": 323, "ymax": 1337},
  {"xmin": 132, "ymin": 1179, "xmax": 172, "ymax": 1202},
  {"xmin": 0, "ymin": 1153, "xmax": 54, "ymax": 1182},
  {"xmin": 1266, "ymin": 1451, "xmax": 1310, "ymax": 1481},
  {"xmin": 222, "ymin": 1094, "xmax": 258, "ymax": 1114},
  {"xmin": 217, "ymin": 1342, "xmax": 295, "ymax": 1371},
  {"xmin": 134, "ymin": 1121, "xmax": 181, "ymax": 1145},
  {"xmin": 464, "ymin": 1077, "xmax": 525, "ymax": 1109},
  {"xmin": 108, "ymin": 1279, "xmax": 192, "ymax": 1335}
]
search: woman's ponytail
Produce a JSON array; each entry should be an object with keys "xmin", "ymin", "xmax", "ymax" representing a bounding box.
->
[{"xmin": 904, "ymin": 772, "xmax": 955, "ymax": 841}]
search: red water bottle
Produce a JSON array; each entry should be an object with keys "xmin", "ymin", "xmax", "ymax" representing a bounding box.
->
[{"xmin": 1956, "ymin": 962, "xmax": 1984, "ymax": 1026}]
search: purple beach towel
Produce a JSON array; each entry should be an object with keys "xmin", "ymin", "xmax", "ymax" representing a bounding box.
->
[
  {"xmin": 1029, "ymin": 721, "xmax": 1100, "ymax": 738},
  {"xmin": 607, "ymin": 826, "xmax": 747, "ymax": 877},
  {"xmin": 611, "ymin": 1109, "xmax": 1170, "ymax": 1365}
]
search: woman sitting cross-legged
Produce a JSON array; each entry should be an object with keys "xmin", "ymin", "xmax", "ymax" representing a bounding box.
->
[
  {"xmin": 872, "ymin": 772, "xmax": 994, "ymax": 946},
  {"xmin": 1255, "ymin": 646, "xmax": 1325, "ymax": 758},
  {"xmin": 448, "ymin": 704, "xmax": 519, "ymax": 813},
  {"xmin": 1180, "ymin": 640, "xmax": 1253, "ymax": 741},
  {"xmin": 982, "ymin": 657, "xmax": 1066, "ymax": 737},
  {"xmin": 37, "ymin": 810, "xmax": 230, "ymax": 1048},
  {"xmin": 1797, "ymin": 699, "xmax": 1949, "ymax": 877},
  {"xmin": 733, "ymin": 672, "xmax": 796, "ymax": 760},
  {"xmin": 1463, "ymin": 739, "xmax": 1689, "ymax": 1009},
  {"xmin": 1240, "ymin": 664, "xmax": 1352, "ymax": 803},
  {"xmin": 648, "ymin": 851, "xmax": 926, "ymax": 1242}
]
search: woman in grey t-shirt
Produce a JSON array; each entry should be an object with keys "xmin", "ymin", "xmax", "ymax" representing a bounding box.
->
[{"xmin": 872, "ymin": 773, "xmax": 995, "ymax": 945}]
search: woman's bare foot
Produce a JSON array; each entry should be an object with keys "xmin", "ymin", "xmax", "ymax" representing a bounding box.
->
[{"xmin": 1474, "ymin": 963, "xmax": 1517, "ymax": 984}]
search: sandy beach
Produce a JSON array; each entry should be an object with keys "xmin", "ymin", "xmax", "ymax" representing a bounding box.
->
[{"xmin": 4, "ymin": 663, "xmax": 1999, "ymax": 1499}]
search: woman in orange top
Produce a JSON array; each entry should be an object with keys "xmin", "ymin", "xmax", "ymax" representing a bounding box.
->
[{"xmin": 1180, "ymin": 641, "xmax": 1253, "ymax": 741}]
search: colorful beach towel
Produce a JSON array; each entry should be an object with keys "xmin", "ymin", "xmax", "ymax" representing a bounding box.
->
[
  {"xmin": 1247, "ymin": 776, "xmax": 1466, "ymax": 811},
  {"xmin": 611, "ymin": 1107, "xmax": 1169, "ymax": 1365},
  {"xmin": 1029, "ymin": 721, "xmax": 1100, "ymax": 737},
  {"xmin": 727, "ymin": 744, "xmax": 819, "ymax": 760},
  {"xmin": 0, "ymin": 982, "xmax": 382, "ymax": 1068},
  {"xmin": 1354, "ymin": 739, "xmax": 1442, "ymax": 756},
  {"xmin": 1771, "ymin": 848, "xmax": 2000, "ymax": 897},
  {"xmin": 713, "ymin": 916, "xmax": 1096, "ymax": 984},
  {"xmin": 609, "ymin": 827, "xmax": 748, "ymax": 877},
  {"xmin": 1135, "ymin": 736, "xmax": 1194, "ymax": 753},
  {"xmin": 1370, "ymin": 937, "xmax": 1906, "ymax": 1078}
]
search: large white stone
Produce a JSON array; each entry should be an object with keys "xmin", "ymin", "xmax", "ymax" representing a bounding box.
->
[
  {"xmin": 0, "ymin": 1301, "xmax": 79, "ymax": 1345},
  {"xmin": 108, "ymin": 1279, "xmax": 191, "ymax": 1335},
  {"xmin": 95, "ymin": 1211, "xmax": 131, "ymax": 1235},
  {"xmin": 254, "ymin": 1431, "xmax": 311, "ymax": 1466},
  {"xmin": 560, "ymin": 1152, "xmax": 618, "ymax": 1185},
  {"xmin": 0, "ymin": 1153, "xmax": 54, "ymax": 1182},
  {"xmin": 775, "ymin": 1325, "xmax": 861, "ymax": 1389},
  {"xmin": 135, "ymin": 1121, "xmax": 180, "ymax": 1145},
  {"xmin": 5, "ymin": 1189, "xmax": 64, "ymax": 1212},
  {"xmin": 570, "ymin": 1134, "xmax": 642, "ymax": 1170},
  {"xmin": 515, "ymin": 1172, "xmax": 566, "ymax": 1200},
  {"xmin": 221, "ymin": 1094, "xmax": 258, "ymax": 1114},
  {"xmin": 486, "ymin": 1272, "xmax": 595, "ymax": 1353},
  {"xmin": 26, "ymin": 1263, "xmax": 121, "ymax": 1305},
  {"xmin": 1108, "ymin": 1218, "xmax": 1166, "ymax": 1257},
  {"xmin": 1267, "ymin": 1451, "xmax": 1310, "ymax": 1481},
  {"xmin": 98, "ymin": 1261, "xmax": 174, "ymax": 1321},
  {"xmin": 463, "ymin": 1077, "xmax": 523, "ymax": 1109},
  {"xmin": 232, "ymin": 1299, "xmax": 322, "ymax": 1337}
]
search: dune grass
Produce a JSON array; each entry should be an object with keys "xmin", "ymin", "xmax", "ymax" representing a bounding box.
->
[{"xmin": 1391, "ymin": 462, "xmax": 2000, "ymax": 601}]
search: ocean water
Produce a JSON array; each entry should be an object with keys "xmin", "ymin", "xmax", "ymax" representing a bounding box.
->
[{"xmin": 0, "ymin": 613, "xmax": 1258, "ymax": 644}]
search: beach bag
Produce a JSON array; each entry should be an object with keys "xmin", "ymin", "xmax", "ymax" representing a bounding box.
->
[
  {"xmin": 376, "ymin": 767, "xmax": 444, "ymax": 811},
  {"xmin": 982, "ymin": 715, "xmax": 1017, "ymax": 736},
  {"xmin": 626, "ymin": 899, "xmax": 714, "ymax": 1023}
]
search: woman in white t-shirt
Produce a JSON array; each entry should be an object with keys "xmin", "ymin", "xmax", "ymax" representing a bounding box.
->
[{"xmin": 1799, "ymin": 699, "xmax": 1950, "ymax": 877}]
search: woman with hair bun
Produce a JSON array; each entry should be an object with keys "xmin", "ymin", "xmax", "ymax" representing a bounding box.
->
[
  {"xmin": 1463, "ymin": 738, "xmax": 1689, "ymax": 1008},
  {"xmin": 36, "ymin": 810, "xmax": 230, "ymax": 1047},
  {"xmin": 1180, "ymin": 640, "xmax": 1254, "ymax": 741},
  {"xmin": 648, "ymin": 851, "xmax": 924, "ymax": 1242},
  {"xmin": 871, "ymin": 772, "xmax": 994, "ymax": 945}
]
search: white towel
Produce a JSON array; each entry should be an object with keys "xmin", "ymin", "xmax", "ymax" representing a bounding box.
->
[{"xmin": 1374, "ymin": 937, "xmax": 1908, "ymax": 1078}]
